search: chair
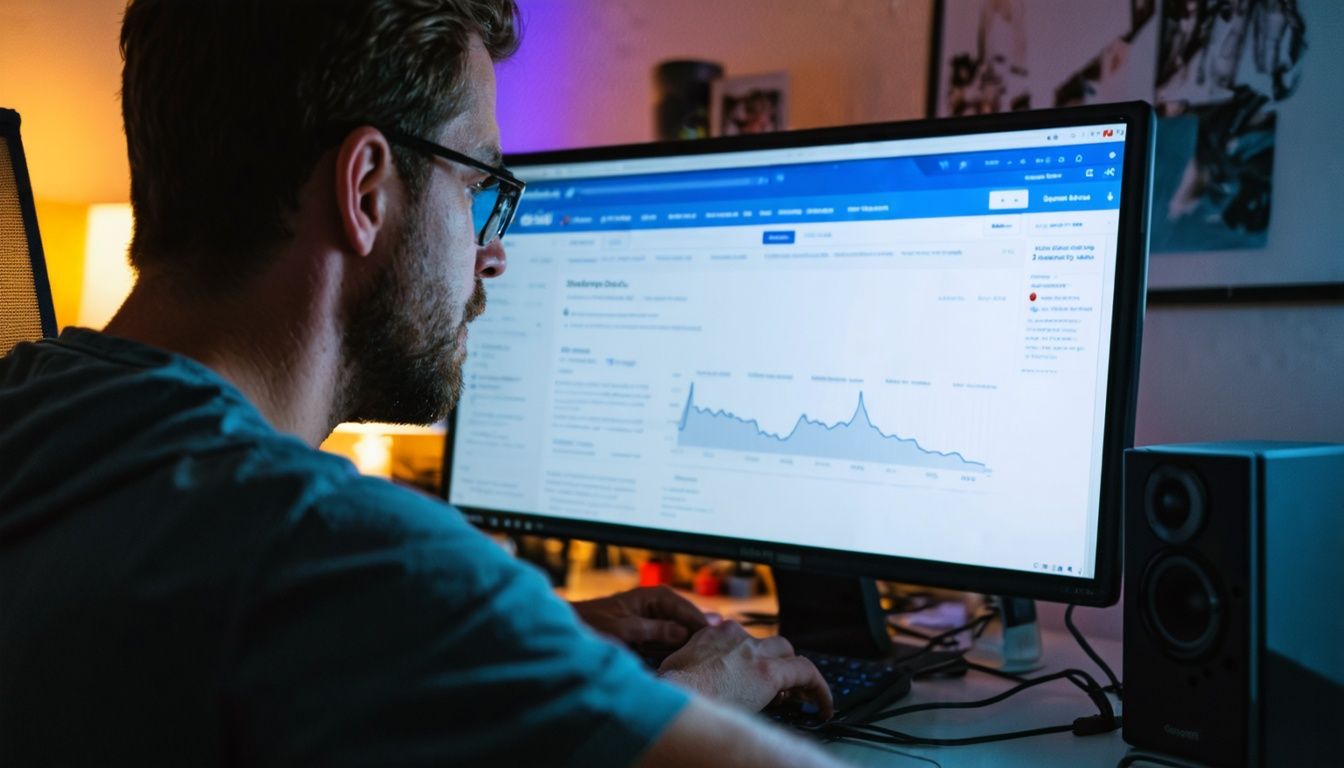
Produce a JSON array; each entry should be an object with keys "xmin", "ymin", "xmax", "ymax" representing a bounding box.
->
[{"xmin": 0, "ymin": 107, "xmax": 57, "ymax": 356}]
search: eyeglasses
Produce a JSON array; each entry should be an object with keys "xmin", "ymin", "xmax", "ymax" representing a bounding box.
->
[{"xmin": 376, "ymin": 126, "xmax": 526, "ymax": 247}]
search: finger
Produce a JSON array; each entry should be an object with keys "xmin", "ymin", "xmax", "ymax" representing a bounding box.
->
[
  {"xmin": 639, "ymin": 586, "xmax": 710, "ymax": 631},
  {"xmin": 769, "ymin": 656, "xmax": 834, "ymax": 721},
  {"xmin": 712, "ymin": 619, "xmax": 750, "ymax": 639},
  {"xmin": 620, "ymin": 617, "xmax": 691, "ymax": 645}
]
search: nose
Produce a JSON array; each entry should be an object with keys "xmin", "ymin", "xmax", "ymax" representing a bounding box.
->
[{"xmin": 476, "ymin": 238, "xmax": 507, "ymax": 278}]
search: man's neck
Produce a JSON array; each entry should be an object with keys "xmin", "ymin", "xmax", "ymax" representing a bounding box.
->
[{"xmin": 103, "ymin": 258, "xmax": 347, "ymax": 447}]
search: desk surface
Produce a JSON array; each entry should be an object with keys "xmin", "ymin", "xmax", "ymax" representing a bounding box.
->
[
  {"xmin": 560, "ymin": 568, "xmax": 1169, "ymax": 767},
  {"xmin": 823, "ymin": 627, "xmax": 1128, "ymax": 767}
]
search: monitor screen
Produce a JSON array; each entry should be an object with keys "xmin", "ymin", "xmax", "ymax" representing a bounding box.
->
[{"xmin": 446, "ymin": 103, "xmax": 1151, "ymax": 606}]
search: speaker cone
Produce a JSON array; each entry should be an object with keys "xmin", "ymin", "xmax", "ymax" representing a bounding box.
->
[
  {"xmin": 1143, "ymin": 553, "xmax": 1222, "ymax": 660},
  {"xmin": 1145, "ymin": 465, "xmax": 1205, "ymax": 544}
]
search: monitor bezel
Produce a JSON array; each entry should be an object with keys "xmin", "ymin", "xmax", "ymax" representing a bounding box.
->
[{"xmin": 443, "ymin": 101, "xmax": 1153, "ymax": 607}]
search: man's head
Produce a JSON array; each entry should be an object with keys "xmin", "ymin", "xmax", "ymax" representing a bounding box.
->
[{"xmin": 120, "ymin": 0, "xmax": 521, "ymax": 425}]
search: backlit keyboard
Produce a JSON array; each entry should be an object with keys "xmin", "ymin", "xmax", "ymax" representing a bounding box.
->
[{"xmin": 769, "ymin": 649, "xmax": 913, "ymax": 726}]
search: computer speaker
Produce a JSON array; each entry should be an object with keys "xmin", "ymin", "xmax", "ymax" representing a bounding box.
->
[{"xmin": 1123, "ymin": 442, "xmax": 1344, "ymax": 767}]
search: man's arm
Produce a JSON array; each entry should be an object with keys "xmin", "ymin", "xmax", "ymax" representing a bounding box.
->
[{"xmin": 638, "ymin": 696, "xmax": 848, "ymax": 768}]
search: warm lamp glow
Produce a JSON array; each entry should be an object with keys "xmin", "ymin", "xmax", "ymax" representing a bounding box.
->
[
  {"xmin": 78, "ymin": 203, "xmax": 135, "ymax": 329},
  {"xmin": 350, "ymin": 432, "xmax": 395, "ymax": 478},
  {"xmin": 333, "ymin": 422, "xmax": 447, "ymax": 437},
  {"xmin": 325, "ymin": 422, "xmax": 447, "ymax": 480}
]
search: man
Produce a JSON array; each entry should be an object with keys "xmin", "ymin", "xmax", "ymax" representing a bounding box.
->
[{"xmin": 0, "ymin": 1, "xmax": 843, "ymax": 765}]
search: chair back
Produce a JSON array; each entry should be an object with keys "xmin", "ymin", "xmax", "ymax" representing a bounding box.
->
[{"xmin": 0, "ymin": 107, "xmax": 57, "ymax": 356}]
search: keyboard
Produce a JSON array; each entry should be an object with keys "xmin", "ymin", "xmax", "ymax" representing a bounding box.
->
[{"xmin": 768, "ymin": 649, "xmax": 913, "ymax": 726}]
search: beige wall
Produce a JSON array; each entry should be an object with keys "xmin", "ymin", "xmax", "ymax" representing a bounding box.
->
[
  {"xmin": 3, "ymin": 0, "xmax": 934, "ymax": 328},
  {"xmin": 499, "ymin": 0, "xmax": 934, "ymax": 148},
  {"xmin": 2, "ymin": 0, "xmax": 935, "ymax": 203},
  {"xmin": 0, "ymin": 0, "xmax": 128, "ymax": 205}
]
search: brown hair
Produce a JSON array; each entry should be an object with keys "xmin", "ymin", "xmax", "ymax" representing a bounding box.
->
[{"xmin": 120, "ymin": 0, "xmax": 520, "ymax": 292}]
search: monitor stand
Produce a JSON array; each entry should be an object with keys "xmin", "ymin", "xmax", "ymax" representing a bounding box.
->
[{"xmin": 773, "ymin": 568, "xmax": 893, "ymax": 658}]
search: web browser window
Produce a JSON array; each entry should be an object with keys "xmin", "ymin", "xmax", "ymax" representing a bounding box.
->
[{"xmin": 450, "ymin": 124, "xmax": 1129, "ymax": 580}]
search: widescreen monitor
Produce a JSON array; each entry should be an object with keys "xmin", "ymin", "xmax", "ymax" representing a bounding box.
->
[{"xmin": 445, "ymin": 102, "xmax": 1152, "ymax": 625}]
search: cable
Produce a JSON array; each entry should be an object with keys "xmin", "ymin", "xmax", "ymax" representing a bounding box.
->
[
  {"xmin": 1064, "ymin": 603, "xmax": 1124, "ymax": 695},
  {"xmin": 867, "ymin": 668, "xmax": 1096, "ymax": 720},
  {"xmin": 888, "ymin": 609, "xmax": 998, "ymax": 668},
  {"xmin": 1116, "ymin": 754, "xmax": 1202, "ymax": 768},
  {"xmin": 829, "ymin": 720, "xmax": 1077, "ymax": 747},
  {"xmin": 813, "ymin": 662, "xmax": 1118, "ymax": 745},
  {"xmin": 809, "ymin": 605, "xmax": 1123, "ymax": 748}
]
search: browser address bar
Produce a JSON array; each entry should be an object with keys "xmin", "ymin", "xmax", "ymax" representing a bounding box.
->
[{"xmin": 574, "ymin": 176, "xmax": 769, "ymax": 197}]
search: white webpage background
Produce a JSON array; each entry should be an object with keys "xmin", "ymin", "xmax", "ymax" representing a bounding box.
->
[{"xmin": 451, "ymin": 205, "xmax": 1120, "ymax": 579}]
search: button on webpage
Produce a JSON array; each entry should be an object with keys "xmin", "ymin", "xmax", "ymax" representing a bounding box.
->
[
  {"xmin": 762, "ymin": 230, "xmax": 796, "ymax": 244},
  {"xmin": 988, "ymin": 189, "xmax": 1029, "ymax": 210}
]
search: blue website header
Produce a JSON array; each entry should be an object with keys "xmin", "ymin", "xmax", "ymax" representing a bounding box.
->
[{"xmin": 498, "ymin": 141, "xmax": 1126, "ymax": 237}]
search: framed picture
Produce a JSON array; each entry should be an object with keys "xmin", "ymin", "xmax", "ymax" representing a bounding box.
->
[
  {"xmin": 929, "ymin": 0, "xmax": 1156, "ymax": 119},
  {"xmin": 710, "ymin": 72, "xmax": 789, "ymax": 136},
  {"xmin": 928, "ymin": 0, "xmax": 1341, "ymax": 290}
]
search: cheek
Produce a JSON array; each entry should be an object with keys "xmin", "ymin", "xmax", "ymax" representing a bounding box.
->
[
  {"xmin": 425, "ymin": 195, "xmax": 478, "ymax": 293},
  {"xmin": 446, "ymin": 194, "xmax": 480, "ymax": 283}
]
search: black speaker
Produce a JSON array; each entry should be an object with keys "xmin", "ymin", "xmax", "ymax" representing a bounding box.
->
[{"xmin": 1123, "ymin": 442, "xmax": 1344, "ymax": 766}]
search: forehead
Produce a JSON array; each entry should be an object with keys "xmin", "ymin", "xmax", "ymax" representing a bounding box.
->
[{"xmin": 436, "ymin": 36, "xmax": 500, "ymax": 164}]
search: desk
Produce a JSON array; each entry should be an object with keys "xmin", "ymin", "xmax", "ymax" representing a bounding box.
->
[
  {"xmin": 559, "ymin": 569, "xmax": 1168, "ymax": 767},
  {"xmin": 825, "ymin": 627, "xmax": 1129, "ymax": 767}
]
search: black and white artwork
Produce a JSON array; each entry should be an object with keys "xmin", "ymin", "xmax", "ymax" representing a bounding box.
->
[
  {"xmin": 932, "ymin": 0, "xmax": 1157, "ymax": 117},
  {"xmin": 931, "ymin": 0, "xmax": 1341, "ymax": 287},
  {"xmin": 1150, "ymin": 0, "xmax": 1306, "ymax": 252}
]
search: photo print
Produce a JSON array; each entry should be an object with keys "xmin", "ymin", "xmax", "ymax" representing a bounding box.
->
[
  {"xmin": 931, "ymin": 0, "xmax": 1158, "ymax": 117},
  {"xmin": 931, "ymin": 0, "xmax": 1312, "ymax": 257},
  {"xmin": 710, "ymin": 72, "xmax": 789, "ymax": 136},
  {"xmin": 1151, "ymin": 0, "xmax": 1307, "ymax": 252}
]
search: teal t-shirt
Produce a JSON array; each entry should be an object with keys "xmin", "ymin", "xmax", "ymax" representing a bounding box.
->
[{"xmin": 0, "ymin": 328, "xmax": 687, "ymax": 766}]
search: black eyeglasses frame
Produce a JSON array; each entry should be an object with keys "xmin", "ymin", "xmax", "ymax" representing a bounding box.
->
[{"xmin": 373, "ymin": 125, "xmax": 526, "ymax": 247}]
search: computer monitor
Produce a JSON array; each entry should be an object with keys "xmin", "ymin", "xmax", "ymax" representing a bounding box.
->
[{"xmin": 444, "ymin": 102, "xmax": 1152, "ymax": 654}]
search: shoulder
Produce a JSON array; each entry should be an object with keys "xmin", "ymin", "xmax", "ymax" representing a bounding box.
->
[{"xmin": 231, "ymin": 473, "xmax": 690, "ymax": 766}]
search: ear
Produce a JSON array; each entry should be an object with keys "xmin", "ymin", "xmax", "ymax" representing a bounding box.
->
[{"xmin": 333, "ymin": 126, "xmax": 396, "ymax": 258}]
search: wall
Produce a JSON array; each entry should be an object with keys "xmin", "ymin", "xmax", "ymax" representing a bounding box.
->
[
  {"xmin": 496, "ymin": 0, "xmax": 1342, "ymax": 444},
  {"xmin": 0, "ymin": 0, "xmax": 127, "ymax": 205},
  {"xmin": 498, "ymin": 0, "xmax": 934, "ymax": 151},
  {"xmin": 30, "ymin": 201, "xmax": 87, "ymax": 327},
  {"xmin": 1, "ymin": 0, "xmax": 129, "ymax": 330},
  {"xmin": 1138, "ymin": 302, "xmax": 1344, "ymax": 445}
]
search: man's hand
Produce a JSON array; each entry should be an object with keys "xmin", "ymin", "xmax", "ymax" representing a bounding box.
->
[
  {"xmin": 656, "ymin": 621, "xmax": 834, "ymax": 720},
  {"xmin": 571, "ymin": 585, "xmax": 709, "ymax": 649}
]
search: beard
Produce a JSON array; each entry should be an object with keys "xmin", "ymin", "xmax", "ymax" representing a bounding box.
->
[{"xmin": 338, "ymin": 207, "xmax": 485, "ymax": 426}]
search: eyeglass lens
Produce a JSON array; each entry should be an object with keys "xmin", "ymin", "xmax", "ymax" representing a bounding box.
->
[
  {"xmin": 470, "ymin": 185, "xmax": 502, "ymax": 246},
  {"xmin": 470, "ymin": 183, "xmax": 520, "ymax": 246}
]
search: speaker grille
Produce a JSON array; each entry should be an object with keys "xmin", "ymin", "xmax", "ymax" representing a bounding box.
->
[{"xmin": 0, "ymin": 138, "xmax": 44, "ymax": 356}]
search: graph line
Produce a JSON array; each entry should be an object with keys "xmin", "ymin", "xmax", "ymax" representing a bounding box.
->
[{"xmin": 676, "ymin": 383, "xmax": 989, "ymax": 473}]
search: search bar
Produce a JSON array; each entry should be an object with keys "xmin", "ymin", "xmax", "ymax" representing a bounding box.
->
[{"xmin": 575, "ymin": 176, "xmax": 769, "ymax": 197}]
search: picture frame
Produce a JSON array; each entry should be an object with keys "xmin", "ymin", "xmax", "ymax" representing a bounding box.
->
[
  {"xmin": 928, "ymin": 0, "xmax": 1343, "ymax": 292},
  {"xmin": 709, "ymin": 71, "xmax": 789, "ymax": 137}
]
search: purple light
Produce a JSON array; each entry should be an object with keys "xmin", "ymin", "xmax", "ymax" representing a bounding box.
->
[{"xmin": 495, "ymin": 1, "xmax": 585, "ymax": 153}]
